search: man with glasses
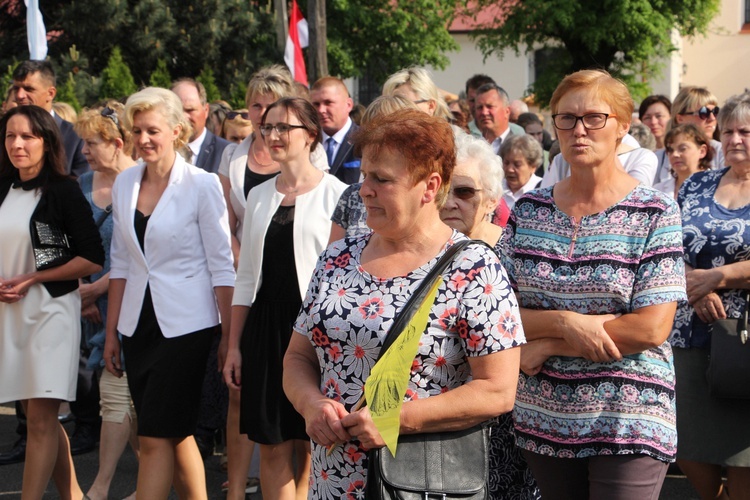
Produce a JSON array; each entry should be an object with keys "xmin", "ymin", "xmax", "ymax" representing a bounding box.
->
[
  {"xmin": 171, "ymin": 78, "xmax": 230, "ymax": 174},
  {"xmin": 10, "ymin": 60, "xmax": 89, "ymax": 177},
  {"xmin": 311, "ymin": 77, "xmax": 360, "ymax": 184}
]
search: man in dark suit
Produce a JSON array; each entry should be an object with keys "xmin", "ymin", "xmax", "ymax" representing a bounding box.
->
[
  {"xmin": 171, "ymin": 78, "xmax": 229, "ymax": 174},
  {"xmin": 11, "ymin": 60, "xmax": 89, "ymax": 178},
  {"xmin": 311, "ymin": 77, "xmax": 360, "ymax": 184},
  {"xmin": 474, "ymin": 83, "xmax": 523, "ymax": 154}
]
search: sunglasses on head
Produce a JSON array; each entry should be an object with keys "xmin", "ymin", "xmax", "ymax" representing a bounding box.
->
[
  {"xmin": 682, "ymin": 106, "xmax": 719, "ymax": 120},
  {"xmin": 226, "ymin": 111, "xmax": 251, "ymax": 121},
  {"xmin": 101, "ymin": 107, "xmax": 123, "ymax": 138},
  {"xmin": 451, "ymin": 186, "xmax": 482, "ymax": 200}
]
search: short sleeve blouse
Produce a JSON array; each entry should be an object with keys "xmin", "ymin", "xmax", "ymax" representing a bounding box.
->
[
  {"xmin": 501, "ymin": 185, "xmax": 686, "ymax": 462},
  {"xmin": 670, "ymin": 168, "xmax": 750, "ymax": 348},
  {"xmin": 294, "ymin": 230, "xmax": 525, "ymax": 499}
]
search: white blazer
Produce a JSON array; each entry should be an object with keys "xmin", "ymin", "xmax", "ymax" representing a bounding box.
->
[
  {"xmin": 218, "ymin": 135, "xmax": 330, "ymax": 241},
  {"xmin": 233, "ymin": 173, "xmax": 347, "ymax": 307},
  {"xmin": 110, "ymin": 155, "xmax": 235, "ymax": 338}
]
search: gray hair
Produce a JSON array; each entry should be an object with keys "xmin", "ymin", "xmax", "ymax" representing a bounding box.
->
[
  {"xmin": 454, "ymin": 130, "xmax": 504, "ymax": 202},
  {"xmin": 629, "ymin": 122, "xmax": 657, "ymax": 151},
  {"xmin": 719, "ymin": 91, "xmax": 750, "ymax": 131},
  {"xmin": 475, "ymin": 83, "xmax": 510, "ymax": 105},
  {"xmin": 499, "ymin": 134, "xmax": 543, "ymax": 170}
]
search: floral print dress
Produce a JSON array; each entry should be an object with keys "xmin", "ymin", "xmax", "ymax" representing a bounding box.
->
[
  {"xmin": 502, "ymin": 186, "xmax": 686, "ymax": 462},
  {"xmin": 294, "ymin": 230, "xmax": 525, "ymax": 499}
]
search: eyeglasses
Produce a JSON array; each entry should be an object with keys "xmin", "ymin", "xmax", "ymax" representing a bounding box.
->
[
  {"xmin": 259, "ymin": 123, "xmax": 307, "ymax": 136},
  {"xmin": 681, "ymin": 106, "xmax": 720, "ymax": 120},
  {"xmin": 226, "ymin": 111, "xmax": 251, "ymax": 121},
  {"xmin": 101, "ymin": 107, "xmax": 123, "ymax": 138},
  {"xmin": 552, "ymin": 113, "xmax": 616, "ymax": 130},
  {"xmin": 450, "ymin": 186, "xmax": 482, "ymax": 200}
]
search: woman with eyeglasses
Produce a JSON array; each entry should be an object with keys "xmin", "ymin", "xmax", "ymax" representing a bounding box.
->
[
  {"xmin": 223, "ymin": 97, "xmax": 346, "ymax": 499},
  {"xmin": 502, "ymin": 70, "xmax": 686, "ymax": 499},
  {"xmin": 217, "ymin": 66, "xmax": 326, "ymax": 498},
  {"xmin": 671, "ymin": 86, "xmax": 725, "ymax": 169},
  {"xmin": 440, "ymin": 133, "xmax": 540, "ymax": 500},
  {"xmin": 73, "ymin": 103, "xmax": 139, "ymax": 500},
  {"xmin": 669, "ymin": 92, "xmax": 750, "ymax": 500}
]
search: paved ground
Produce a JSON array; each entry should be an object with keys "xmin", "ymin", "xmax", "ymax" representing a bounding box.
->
[{"xmin": 0, "ymin": 402, "xmax": 698, "ymax": 499}]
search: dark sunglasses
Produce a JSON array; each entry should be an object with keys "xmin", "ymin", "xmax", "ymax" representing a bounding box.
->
[
  {"xmin": 226, "ymin": 111, "xmax": 251, "ymax": 121},
  {"xmin": 451, "ymin": 186, "xmax": 482, "ymax": 200},
  {"xmin": 682, "ymin": 106, "xmax": 719, "ymax": 120}
]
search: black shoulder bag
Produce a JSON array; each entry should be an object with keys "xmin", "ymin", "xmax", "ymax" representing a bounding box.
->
[
  {"xmin": 707, "ymin": 291, "xmax": 750, "ymax": 399},
  {"xmin": 366, "ymin": 239, "xmax": 490, "ymax": 500}
]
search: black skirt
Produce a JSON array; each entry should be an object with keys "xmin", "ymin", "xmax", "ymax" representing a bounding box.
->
[{"xmin": 122, "ymin": 286, "xmax": 214, "ymax": 438}]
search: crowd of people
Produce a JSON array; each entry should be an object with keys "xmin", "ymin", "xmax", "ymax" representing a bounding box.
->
[{"xmin": 1, "ymin": 56, "xmax": 750, "ymax": 500}]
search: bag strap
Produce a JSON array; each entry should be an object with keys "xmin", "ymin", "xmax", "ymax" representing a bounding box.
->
[
  {"xmin": 376, "ymin": 239, "xmax": 491, "ymax": 360},
  {"xmin": 94, "ymin": 205, "xmax": 113, "ymax": 228}
]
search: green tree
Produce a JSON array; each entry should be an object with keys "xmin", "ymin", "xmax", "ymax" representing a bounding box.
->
[
  {"xmin": 467, "ymin": 0, "xmax": 721, "ymax": 106},
  {"xmin": 321, "ymin": 0, "xmax": 460, "ymax": 83},
  {"xmin": 197, "ymin": 66, "xmax": 221, "ymax": 102},
  {"xmin": 149, "ymin": 59, "xmax": 172, "ymax": 88},
  {"xmin": 56, "ymin": 73, "xmax": 81, "ymax": 112},
  {"xmin": 99, "ymin": 46, "xmax": 137, "ymax": 100}
]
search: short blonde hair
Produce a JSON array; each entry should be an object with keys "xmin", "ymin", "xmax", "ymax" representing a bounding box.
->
[
  {"xmin": 669, "ymin": 86, "xmax": 719, "ymax": 132},
  {"xmin": 382, "ymin": 67, "xmax": 452, "ymax": 121},
  {"xmin": 52, "ymin": 102, "xmax": 77, "ymax": 123},
  {"xmin": 245, "ymin": 65, "xmax": 296, "ymax": 107},
  {"xmin": 360, "ymin": 95, "xmax": 417, "ymax": 126},
  {"xmin": 74, "ymin": 101, "xmax": 133, "ymax": 155},
  {"xmin": 123, "ymin": 87, "xmax": 191, "ymax": 149},
  {"xmin": 550, "ymin": 69, "xmax": 633, "ymax": 133}
]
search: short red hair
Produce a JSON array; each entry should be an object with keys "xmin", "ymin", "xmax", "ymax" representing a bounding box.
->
[{"xmin": 354, "ymin": 108, "xmax": 455, "ymax": 207}]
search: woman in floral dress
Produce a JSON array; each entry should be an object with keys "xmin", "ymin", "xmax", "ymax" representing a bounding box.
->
[
  {"xmin": 502, "ymin": 70, "xmax": 686, "ymax": 499},
  {"xmin": 284, "ymin": 109, "xmax": 525, "ymax": 498}
]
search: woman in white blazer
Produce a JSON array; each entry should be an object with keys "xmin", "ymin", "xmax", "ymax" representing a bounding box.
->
[
  {"xmin": 223, "ymin": 97, "xmax": 346, "ymax": 499},
  {"xmin": 104, "ymin": 87, "xmax": 235, "ymax": 499}
]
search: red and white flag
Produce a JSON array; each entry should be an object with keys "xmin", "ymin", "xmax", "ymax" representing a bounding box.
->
[{"xmin": 284, "ymin": 0, "xmax": 309, "ymax": 86}]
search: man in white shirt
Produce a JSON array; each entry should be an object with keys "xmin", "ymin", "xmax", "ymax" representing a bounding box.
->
[
  {"xmin": 475, "ymin": 83, "xmax": 520, "ymax": 155},
  {"xmin": 171, "ymin": 79, "xmax": 229, "ymax": 174},
  {"xmin": 310, "ymin": 77, "xmax": 360, "ymax": 184}
]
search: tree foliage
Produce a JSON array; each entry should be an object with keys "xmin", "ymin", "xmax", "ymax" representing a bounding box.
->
[
  {"xmin": 315, "ymin": 0, "xmax": 460, "ymax": 83},
  {"xmin": 56, "ymin": 73, "xmax": 81, "ymax": 111},
  {"xmin": 467, "ymin": 0, "xmax": 721, "ymax": 106},
  {"xmin": 99, "ymin": 46, "xmax": 137, "ymax": 100},
  {"xmin": 197, "ymin": 66, "xmax": 221, "ymax": 102},
  {"xmin": 149, "ymin": 59, "xmax": 172, "ymax": 88}
]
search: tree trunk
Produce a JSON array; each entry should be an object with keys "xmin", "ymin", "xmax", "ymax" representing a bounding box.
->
[
  {"xmin": 274, "ymin": 0, "xmax": 288, "ymax": 54},
  {"xmin": 307, "ymin": 0, "xmax": 328, "ymax": 83}
]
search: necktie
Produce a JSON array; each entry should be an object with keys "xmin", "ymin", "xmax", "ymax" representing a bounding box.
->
[{"xmin": 326, "ymin": 138, "xmax": 336, "ymax": 166}]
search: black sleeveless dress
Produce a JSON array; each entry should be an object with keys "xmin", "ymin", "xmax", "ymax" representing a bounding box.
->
[{"xmin": 239, "ymin": 204, "xmax": 308, "ymax": 444}]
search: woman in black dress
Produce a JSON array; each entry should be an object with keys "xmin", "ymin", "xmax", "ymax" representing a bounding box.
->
[{"xmin": 223, "ymin": 97, "xmax": 346, "ymax": 499}]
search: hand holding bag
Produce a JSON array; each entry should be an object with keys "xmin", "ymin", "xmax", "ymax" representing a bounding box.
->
[
  {"xmin": 707, "ymin": 291, "xmax": 750, "ymax": 399},
  {"xmin": 365, "ymin": 239, "xmax": 491, "ymax": 499}
]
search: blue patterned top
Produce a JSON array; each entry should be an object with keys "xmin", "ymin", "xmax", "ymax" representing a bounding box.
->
[
  {"xmin": 501, "ymin": 185, "xmax": 686, "ymax": 462},
  {"xmin": 670, "ymin": 168, "xmax": 750, "ymax": 349},
  {"xmin": 294, "ymin": 230, "xmax": 525, "ymax": 499}
]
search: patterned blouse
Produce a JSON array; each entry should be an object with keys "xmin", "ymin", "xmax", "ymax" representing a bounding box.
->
[
  {"xmin": 670, "ymin": 168, "xmax": 750, "ymax": 349},
  {"xmin": 330, "ymin": 182, "xmax": 371, "ymax": 238},
  {"xmin": 294, "ymin": 230, "xmax": 525, "ymax": 499},
  {"xmin": 501, "ymin": 186, "xmax": 686, "ymax": 462}
]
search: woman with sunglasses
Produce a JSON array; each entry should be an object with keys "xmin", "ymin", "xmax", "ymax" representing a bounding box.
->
[
  {"xmin": 671, "ymin": 86, "xmax": 725, "ymax": 169},
  {"xmin": 503, "ymin": 70, "xmax": 686, "ymax": 498},
  {"xmin": 74, "ymin": 103, "xmax": 139, "ymax": 500},
  {"xmin": 440, "ymin": 133, "xmax": 540, "ymax": 500},
  {"xmin": 669, "ymin": 92, "xmax": 750, "ymax": 500},
  {"xmin": 222, "ymin": 109, "xmax": 254, "ymax": 144},
  {"xmin": 223, "ymin": 97, "xmax": 346, "ymax": 499}
]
